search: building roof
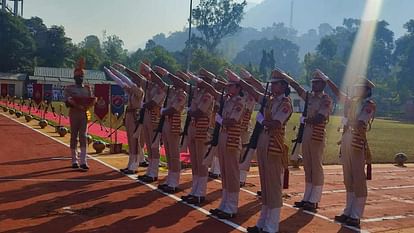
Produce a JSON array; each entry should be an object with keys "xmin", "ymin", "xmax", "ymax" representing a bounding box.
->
[
  {"xmin": 33, "ymin": 67, "xmax": 107, "ymax": 81},
  {"xmin": 0, "ymin": 73, "xmax": 26, "ymax": 81}
]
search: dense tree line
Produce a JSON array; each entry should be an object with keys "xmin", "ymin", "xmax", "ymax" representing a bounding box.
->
[{"xmin": 304, "ymin": 19, "xmax": 414, "ymax": 116}]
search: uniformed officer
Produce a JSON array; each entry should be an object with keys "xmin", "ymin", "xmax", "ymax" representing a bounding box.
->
[
  {"xmin": 64, "ymin": 58, "xmax": 96, "ymax": 170},
  {"xmin": 246, "ymin": 69, "xmax": 293, "ymax": 233},
  {"xmin": 195, "ymin": 68, "xmax": 222, "ymax": 180},
  {"xmin": 288, "ymin": 69, "xmax": 333, "ymax": 212},
  {"xmin": 207, "ymin": 69, "xmax": 246, "ymax": 219},
  {"xmin": 115, "ymin": 63, "xmax": 150, "ymax": 168},
  {"xmin": 104, "ymin": 66, "xmax": 144, "ymax": 175},
  {"xmin": 238, "ymin": 68, "xmax": 265, "ymax": 187},
  {"xmin": 180, "ymin": 70, "xmax": 215, "ymax": 204},
  {"xmin": 137, "ymin": 62, "xmax": 167, "ymax": 183},
  {"xmin": 151, "ymin": 66, "xmax": 187, "ymax": 193},
  {"xmin": 325, "ymin": 75, "xmax": 376, "ymax": 228}
]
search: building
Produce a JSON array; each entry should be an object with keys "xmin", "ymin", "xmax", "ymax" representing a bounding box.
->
[
  {"xmin": 0, "ymin": 73, "xmax": 27, "ymax": 98},
  {"xmin": 28, "ymin": 67, "xmax": 114, "ymax": 101},
  {"xmin": 1, "ymin": 67, "xmax": 114, "ymax": 100}
]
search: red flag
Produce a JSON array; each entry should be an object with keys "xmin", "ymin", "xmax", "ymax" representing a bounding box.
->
[
  {"xmin": 1, "ymin": 84, "xmax": 8, "ymax": 98},
  {"xmin": 94, "ymin": 84, "xmax": 110, "ymax": 120},
  {"xmin": 33, "ymin": 84, "xmax": 43, "ymax": 105}
]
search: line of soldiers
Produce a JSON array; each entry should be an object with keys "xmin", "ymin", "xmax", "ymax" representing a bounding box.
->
[{"xmin": 65, "ymin": 58, "xmax": 376, "ymax": 232}]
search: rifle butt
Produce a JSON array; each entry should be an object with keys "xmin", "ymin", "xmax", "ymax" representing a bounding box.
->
[
  {"xmin": 366, "ymin": 163, "xmax": 372, "ymax": 180},
  {"xmin": 283, "ymin": 168, "xmax": 289, "ymax": 189}
]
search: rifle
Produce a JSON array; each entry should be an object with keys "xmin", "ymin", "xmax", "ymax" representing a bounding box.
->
[
  {"xmin": 44, "ymin": 100, "xmax": 56, "ymax": 117},
  {"xmin": 28, "ymin": 98, "xmax": 33, "ymax": 115},
  {"xmin": 133, "ymin": 80, "xmax": 149, "ymax": 136},
  {"xmin": 151, "ymin": 86, "xmax": 171, "ymax": 144},
  {"xmin": 107, "ymin": 124, "xmax": 124, "ymax": 137},
  {"xmin": 203, "ymin": 90, "xmax": 225, "ymax": 159},
  {"xmin": 290, "ymin": 91, "xmax": 309, "ymax": 161},
  {"xmin": 240, "ymin": 82, "xmax": 270, "ymax": 164},
  {"xmin": 180, "ymin": 84, "xmax": 193, "ymax": 146}
]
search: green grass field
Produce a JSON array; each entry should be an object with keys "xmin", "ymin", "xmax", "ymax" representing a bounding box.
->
[{"xmin": 284, "ymin": 113, "xmax": 414, "ymax": 164}]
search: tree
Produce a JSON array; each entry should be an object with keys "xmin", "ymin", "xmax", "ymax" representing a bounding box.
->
[
  {"xmin": 76, "ymin": 35, "xmax": 103, "ymax": 69},
  {"xmin": 127, "ymin": 41, "xmax": 181, "ymax": 73},
  {"xmin": 24, "ymin": 17, "xmax": 75, "ymax": 68},
  {"xmin": 41, "ymin": 25, "xmax": 75, "ymax": 67},
  {"xmin": 394, "ymin": 20, "xmax": 414, "ymax": 102},
  {"xmin": 81, "ymin": 35, "xmax": 102, "ymax": 54},
  {"xmin": 75, "ymin": 48, "xmax": 101, "ymax": 70},
  {"xmin": 24, "ymin": 17, "xmax": 48, "ymax": 66},
  {"xmin": 0, "ymin": 11, "xmax": 35, "ymax": 72},
  {"xmin": 233, "ymin": 37, "xmax": 301, "ymax": 77},
  {"xmin": 190, "ymin": 49, "xmax": 229, "ymax": 74},
  {"xmin": 102, "ymin": 34, "xmax": 128, "ymax": 65},
  {"xmin": 191, "ymin": 0, "xmax": 247, "ymax": 52},
  {"xmin": 317, "ymin": 37, "xmax": 337, "ymax": 59}
]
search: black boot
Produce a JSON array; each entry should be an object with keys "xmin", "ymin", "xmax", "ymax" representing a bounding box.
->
[
  {"xmin": 246, "ymin": 226, "xmax": 261, "ymax": 233},
  {"xmin": 216, "ymin": 210, "xmax": 236, "ymax": 219},
  {"xmin": 139, "ymin": 161, "xmax": 149, "ymax": 167},
  {"xmin": 293, "ymin": 200, "xmax": 308, "ymax": 208},
  {"xmin": 334, "ymin": 214, "xmax": 350, "ymax": 224},
  {"xmin": 303, "ymin": 202, "xmax": 317, "ymax": 212},
  {"xmin": 208, "ymin": 172, "xmax": 220, "ymax": 179},
  {"xmin": 186, "ymin": 196, "xmax": 205, "ymax": 205},
  {"xmin": 158, "ymin": 183, "xmax": 168, "ymax": 190},
  {"xmin": 209, "ymin": 208, "xmax": 222, "ymax": 216},
  {"xmin": 138, "ymin": 175, "xmax": 158, "ymax": 183},
  {"xmin": 345, "ymin": 217, "xmax": 360, "ymax": 228},
  {"xmin": 80, "ymin": 164, "xmax": 89, "ymax": 171},
  {"xmin": 123, "ymin": 169, "xmax": 137, "ymax": 175},
  {"xmin": 181, "ymin": 194, "xmax": 195, "ymax": 202},
  {"xmin": 162, "ymin": 185, "xmax": 178, "ymax": 194}
]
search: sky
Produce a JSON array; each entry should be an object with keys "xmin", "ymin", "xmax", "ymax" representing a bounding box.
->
[{"xmin": 23, "ymin": 0, "xmax": 264, "ymax": 51}]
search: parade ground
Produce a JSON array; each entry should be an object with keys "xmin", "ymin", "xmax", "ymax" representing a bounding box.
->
[{"xmin": 1, "ymin": 112, "xmax": 413, "ymax": 233}]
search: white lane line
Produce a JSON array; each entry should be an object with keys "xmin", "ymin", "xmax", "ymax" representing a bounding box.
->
[
  {"xmin": 0, "ymin": 178, "xmax": 133, "ymax": 183},
  {"xmin": 212, "ymin": 175, "xmax": 369, "ymax": 232},
  {"xmin": 92, "ymin": 155, "xmax": 130, "ymax": 158},
  {"xmin": 362, "ymin": 214, "xmax": 414, "ymax": 223},
  {"xmin": 288, "ymin": 185, "xmax": 414, "ymax": 196},
  {"xmin": 2, "ymin": 113, "xmax": 247, "ymax": 233},
  {"xmin": 246, "ymin": 168, "xmax": 413, "ymax": 178}
]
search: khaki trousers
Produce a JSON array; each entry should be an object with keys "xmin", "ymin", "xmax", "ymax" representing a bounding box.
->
[
  {"xmin": 257, "ymin": 132, "xmax": 283, "ymax": 209},
  {"xmin": 340, "ymin": 130, "xmax": 368, "ymax": 198},
  {"xmin": 302, "ymin": 126, "xmax": 325, "ymax": 186},
  {"xmin": 69, "ymin": 109, "xmax": 87, "ymax": 149}
]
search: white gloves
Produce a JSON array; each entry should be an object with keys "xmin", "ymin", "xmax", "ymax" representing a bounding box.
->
[
  {"xmin": 256, "ymin": 112, "xmax": 264, "ymax": 124},
  {"xmin": 215, "ymin": 114, "xmax": 223, "ymax": 124},
  {"xmin": 341, "ymin": 117, "xmax": 348, "ymax": 126},
  {"xmin": 300, "ymin": 116, "xmax": 306, "ymax": 124}
]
